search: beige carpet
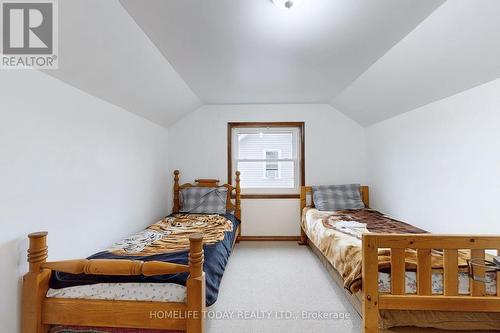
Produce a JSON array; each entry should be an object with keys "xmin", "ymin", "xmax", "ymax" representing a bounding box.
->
[{"xmin": 207, "ymin": 241, "xmax": 362, "ymax": 333}]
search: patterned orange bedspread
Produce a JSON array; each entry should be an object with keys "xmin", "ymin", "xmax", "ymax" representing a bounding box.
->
[{"xmin": 301, "ymin": 208, "xmax": 471, "ymax": 293}]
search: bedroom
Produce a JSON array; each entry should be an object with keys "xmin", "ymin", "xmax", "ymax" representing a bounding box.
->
[{"xmin": 1, "ymin": 0, "xmax": 500, "ymax": 332}]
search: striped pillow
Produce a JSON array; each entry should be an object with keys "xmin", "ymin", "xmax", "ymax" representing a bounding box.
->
[
  {"xmin": 312, "ymin": 184, "xmax": 364, "ymax": 211},
  {"xmin": 180, "ymin": 187, "xmax": 227, "ymax": 214}
]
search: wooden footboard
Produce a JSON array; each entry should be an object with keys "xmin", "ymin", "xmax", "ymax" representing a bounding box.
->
[
  {"xmin": 22, "ymin": 232, "xmax": 206, "ymax": 333},
  {"xmin": 362, "ymin": 234, "xmax": 500, "ymax": 333}
]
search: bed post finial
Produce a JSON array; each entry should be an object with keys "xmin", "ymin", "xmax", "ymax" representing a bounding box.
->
[
  {"xmin": 189, "ymin": 233, "xmax": 204, "ymax": 278},
  {"xmin": 187, "ymin": 233, "xmax": 205, "ymax": 333},
  {"xmin": 299, "ymin": 187, "xmax": 308, "ymax": 245},
  {"xmin": 23, "ymin": 232, "xmax": 50, "ymax": 333},
  {"xmin": 173, "ymin": 170, "xmax": 180, "ymax": 213},
  {"xmin": 235, "ymin": 171, "xmax": 241, "ymax": 220},
  {"xmin": 235, "ymin": 171, "xmax": 241, "ymax": 242},
  {"xmin": 27, "ymin": 231, "xmax": 48, "ymax": 273}
]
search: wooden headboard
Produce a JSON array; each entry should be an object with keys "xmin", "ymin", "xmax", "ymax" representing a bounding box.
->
[
  {"xmin": 172, "ymin": 170, "xmax": 241, "ymax": 220},
  {"xmin": 300, "ymin": 185, "xmax": 370, "ymax": 212}
]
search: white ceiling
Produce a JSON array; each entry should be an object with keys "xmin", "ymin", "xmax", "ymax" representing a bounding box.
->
[
  {"xmin": 44, "ymin": 0, "xmax": 500, "ymax": 127},
  {"xmin": 43, "ymin": 0, "xmax": 201, "ymax": 127},
  {"xmin": 332, "ymin": 0, "xmax": 500, "ymax": 126},
  {"xmin": 120, "ymin": 0, "xmax": 444, "ymax": 105}
]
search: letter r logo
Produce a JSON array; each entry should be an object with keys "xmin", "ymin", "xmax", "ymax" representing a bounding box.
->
[{"xmin": 2, "ymin": 2, "xmax": 53, "ymax": 54}]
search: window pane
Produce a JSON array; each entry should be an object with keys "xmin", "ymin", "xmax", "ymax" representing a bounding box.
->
[
  {"xmin": 237, "ymin": 161, "xmax": 294, "ymax": 188},
  {"xmin": 266, "ymin": 150, "xmax": 279, "ymax": 159},
  {"xmin": 237, "ymin": 132, "xmax": 293, "ymax": 159},
  {"xmin": 265, "ymin": 168, "xmax": 279, "ymax": 179},
  {"xmin": 266, "ymin": 162, "xmax": 279, "ymax": 170}
]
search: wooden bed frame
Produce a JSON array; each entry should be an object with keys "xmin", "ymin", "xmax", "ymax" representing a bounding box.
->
[
  {"xmin": 173, "ymin": 169, "xmax": 241, "ymax": 241},
  {"xmin": 299, "ymin": 185, "xmax": 500, "ymax": 333},
  {"xmin": 22, "ymin": 170, "xmax": 242, "ymax": 333}
]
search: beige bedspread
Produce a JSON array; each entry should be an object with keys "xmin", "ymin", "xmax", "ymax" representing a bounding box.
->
[{"xmin": 302, "ymin": 208, "xmax": 476, "ymax": 292}]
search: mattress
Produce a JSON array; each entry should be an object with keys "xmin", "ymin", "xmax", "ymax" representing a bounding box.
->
[
  {"xmin": 378, "ymin": 271, "xmax": 497, "ymax": 295},
  {"xmin": 49, "ymin": 326, "xmax": 182, "ymax": 333},
  {"xmin": 47, "ymin": 282, "xmax": 186, "ymax": 303}
]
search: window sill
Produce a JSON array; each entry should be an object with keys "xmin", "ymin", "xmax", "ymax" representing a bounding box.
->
[{"xmin": 235, "ymin": 194, "xmax": 300, "ymax": 199}]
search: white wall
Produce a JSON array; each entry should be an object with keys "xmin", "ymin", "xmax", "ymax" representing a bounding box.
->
[
  {"xmin": 168, "ymin": 104, "xmax": 367, "ymax": 236},
  {"xmin": 0, "ymin": 70, "xmax": 170, "ymax": 332},
  {"xmin": 367, "ymin": 78, "xmax": 500, "ymax": 234}
]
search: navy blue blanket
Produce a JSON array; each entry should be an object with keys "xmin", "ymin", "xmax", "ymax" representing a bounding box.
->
[{"xmin": 50, "ymin": 213, "xmax": 240, "ymax": 306}]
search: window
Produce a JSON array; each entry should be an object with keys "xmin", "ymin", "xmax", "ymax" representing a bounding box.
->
[
  {"xmin": 264, "ymin": 149, "xmax": 281, "ymax": 179},
  {"xmin": 228, "ymin": 122, "xmax": 304, "ymax": 197}
]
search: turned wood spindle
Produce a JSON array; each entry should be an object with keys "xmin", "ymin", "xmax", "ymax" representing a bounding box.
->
[
  {"xmin": 189, "ymin": 233, "xmax": 204, "ymax": 278},
  {"xmin": 235, "ymin": 171, "xmax": 241, "ymax": 220},
  {"xmin": 27, "ymin": 232, "xmax": 48, "ymax": 273},
  {"xmin": 23, "ymin": 232, "xmax": 50, "ymax": 333},
  {"xmin": 173, "ymin": 169, "xmax": 180, "ymax": 213}
]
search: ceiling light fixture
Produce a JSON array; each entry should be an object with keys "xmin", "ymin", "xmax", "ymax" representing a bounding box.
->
[{"xmin": 272, "ymin": 0, "xmax": 302, "ymax": 10}]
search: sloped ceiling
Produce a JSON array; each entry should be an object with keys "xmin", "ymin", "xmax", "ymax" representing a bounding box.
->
[
  {"xmin": 45, "ymin": 0, "xmax": 500, "ymax": 127},
  {"xmin": 120, "ymin": 0, "xmax": 444, "ymax": 105},
  {"xmin": 43, "ymin": 0, "xmax": 201, "ymax": 127},
  {"xmin": 332, "ymin": 0, "xmax": 500, "ymax": 126}
]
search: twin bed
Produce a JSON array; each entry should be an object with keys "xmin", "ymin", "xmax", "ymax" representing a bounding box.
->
[
  {"xmin": 299, "ymin": 185, "xmax": 500, "ymax": 332},
  {"xmin": 22, "ymin": 173, "xmax": 500, "ymax": 333},
  {"xmin": 22, "ymin": 170, "xmax": 241, "ymax": 333}
]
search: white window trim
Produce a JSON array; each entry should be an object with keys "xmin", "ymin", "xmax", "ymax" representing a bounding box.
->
[{"xmin": 232, "ymin": 127, "xmax": 301, "ymax": 194}]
